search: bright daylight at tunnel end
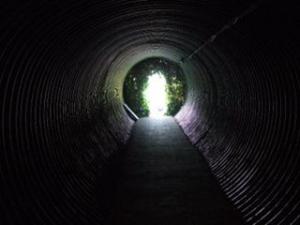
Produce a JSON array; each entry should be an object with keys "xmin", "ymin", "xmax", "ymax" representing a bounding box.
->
[
  {"xmin": 0, "ymin": 1, "xmax": 299, "ymax": 225},
  {"xmin": 123, "ymin": 57, "xmax": 186, "ymax": 118}
]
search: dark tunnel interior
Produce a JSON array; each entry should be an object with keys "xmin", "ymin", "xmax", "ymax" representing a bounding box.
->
[{"xmin": 0, "ymin": 1, "xmax": 299, "ymax": 224}]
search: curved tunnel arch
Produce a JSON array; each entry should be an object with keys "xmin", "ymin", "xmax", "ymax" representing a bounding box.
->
[{"xmin": 0, "ymin": 1, "xmax": 299, "ymax": 225}]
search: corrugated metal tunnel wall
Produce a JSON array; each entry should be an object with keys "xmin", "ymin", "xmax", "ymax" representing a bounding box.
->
[{"xmin": 0, "ymin": 1, "xmax": 299, "ymax": 224}]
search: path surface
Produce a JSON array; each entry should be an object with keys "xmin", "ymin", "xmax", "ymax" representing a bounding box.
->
[{"xmin": 108, "ymin": 117, "xmax": 243, "ymax": 225}]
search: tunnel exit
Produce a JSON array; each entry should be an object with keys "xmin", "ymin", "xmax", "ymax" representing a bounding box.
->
[
  {"xmin": 143, "ymin": 72, "xmax": 168, "ymax": 117},
  {"xmin": 123, "ymin": 57, "xmax": 186, "ymax": 118}
]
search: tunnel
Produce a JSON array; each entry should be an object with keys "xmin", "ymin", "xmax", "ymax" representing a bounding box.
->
[{"xmin": 0, "ymin": 1, "xmax": 299, "ymax": 225}]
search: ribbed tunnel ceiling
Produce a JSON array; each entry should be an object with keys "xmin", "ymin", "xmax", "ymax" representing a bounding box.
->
[{"xmin": 0, "ymin": 1, "xmax": 299, "ymax": 225}]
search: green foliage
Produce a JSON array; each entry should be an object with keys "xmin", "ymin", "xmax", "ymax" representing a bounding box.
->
[
  {"xmin": 124, "ymin": 73, "xmax": 149, "ymax": 117},
  {"xmin": 166, "ymin": 76, "xmax": 185, "ymax": 115},
  {"xmin": 123, "ymin": 57, "xmax": 186, "ymax": 117}
]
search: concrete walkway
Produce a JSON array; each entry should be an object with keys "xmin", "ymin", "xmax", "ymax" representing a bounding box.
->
[{"xmin": 108, "ymin": 117, "xmax": 243, "ymax": 225}]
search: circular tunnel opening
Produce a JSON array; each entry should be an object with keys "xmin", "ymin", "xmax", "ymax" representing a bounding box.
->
[{"xmin": 123, "ymin": 57, "xmax": 187, "ymax": 118}]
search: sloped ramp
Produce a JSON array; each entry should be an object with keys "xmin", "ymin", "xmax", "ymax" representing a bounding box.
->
[{"xmin": 107, "ymin": 117, "xmax": 243, "ymax": 225}]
